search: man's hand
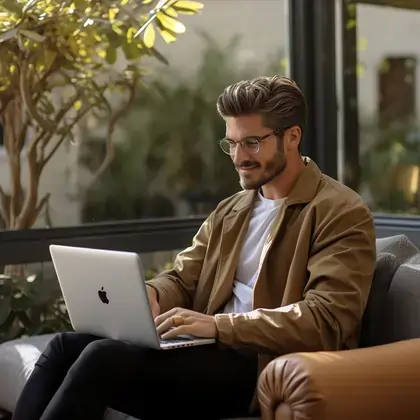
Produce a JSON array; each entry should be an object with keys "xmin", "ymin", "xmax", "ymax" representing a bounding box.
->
[
  {"xmin": 146, "ymin": 286, "xmax": 160, "ymax": 319},
  {"xmin": 155, "ymin": 307, "xmax": 218, "ymax": 340}
]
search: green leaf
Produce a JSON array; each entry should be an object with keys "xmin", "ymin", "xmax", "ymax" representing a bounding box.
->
[
  {"xmin": 20, "ymin": 29, "xmax": 46, "ymax": 43},
  {"xmin": 156, "ymin": 19, "xmax": 177, "ymax": 43},
  {"xmin": 74, "ymin": 99, "xmax": 83, "ymax": 110},
  {"xmin": 149, "ymin": 47, "xmax": 169, "ymax": 65},
  {"xmin": 122, "ymin": 41, "xmax": 142, "ymax": 60},
  {"xmin": 172, "ymin": 0, "xmax": 204, "ymax": 15},
  {"xmin": 174, "ymin": 0, "xmax": 204, "ymax": 10},
  {"xmin": 1, "ymin": 0, "xmax": 23, "ymax": 16},
  {"xmin": 44, "ymin": 50, "xmax": 57, "ymax": 71},
  {"xmin": 156, "ymin": 13, "xmax": 186, "ymax": 34},
  {"xmin": 0, "ymin": 27, "xmax": 18, "ymax": 43},
  {"xmin": 164, "ymin": 7, "xmax": 178, "ymax": 18},
  {"xmin": 106, "ymin": 30, "xmax": 123, "ymax": 48},
  {"xmin": 108, "ymin": 7, "xmax": 119, "ymax": 22},
  {"xmin": 143, "ymin": 24, "xmax": 155, "ymax": 48},
  {"xmin": 73, "ymin": 0, "xmax": 88, "ymax": 8},
  {"xmin": 106, "ymin": 45, "xmax": 117, "ymax": 64}
]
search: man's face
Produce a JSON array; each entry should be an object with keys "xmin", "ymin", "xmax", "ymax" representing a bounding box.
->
[{"xmin": 224, "ymin": 114, "xmax": 288, "ymax": 190}]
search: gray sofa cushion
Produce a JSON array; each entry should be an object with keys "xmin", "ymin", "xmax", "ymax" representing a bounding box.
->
[
  {"xmin": 360, "ymin": 235, "xmax": 420, "ymax": 347},
  {"xmin": 0, "ymin": 334, "xmax": 139, "ymax": 419},
  {"xmin": 379, "ymin": 263, "xmax": 420, "ymax": 343}
]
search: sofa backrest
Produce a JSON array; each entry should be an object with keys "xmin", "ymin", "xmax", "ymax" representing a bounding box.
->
[{"xmin": 359, "ymin": 235, "xmax": 420, "ymax": 347}]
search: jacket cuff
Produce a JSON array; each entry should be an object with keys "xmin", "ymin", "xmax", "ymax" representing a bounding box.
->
[{"xmin": 214, "ymin": 313, "xmax": 236, "ymax": 346}]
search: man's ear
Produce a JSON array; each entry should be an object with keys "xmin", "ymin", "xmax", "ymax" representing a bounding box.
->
[{"xmin": 284, "ymin": 126, "xmax": 302, "ymax": 151}]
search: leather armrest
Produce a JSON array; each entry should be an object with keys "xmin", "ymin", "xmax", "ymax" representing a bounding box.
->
[{"xmin": 258, "ymin": 338, "xmax": 420, "ymax": 420}]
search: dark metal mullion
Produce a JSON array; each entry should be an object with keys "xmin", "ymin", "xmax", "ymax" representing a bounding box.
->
[
  {"xmin": 313, "ymin": 0, "xmax": 338, "ymax": 178},
  {"xmin": 341, "ymin": 1, "xmax": 361, "ymax": 191},
  {"xmin": 287, "ymin": 0, "xmax": 316, "ymax": 158}
]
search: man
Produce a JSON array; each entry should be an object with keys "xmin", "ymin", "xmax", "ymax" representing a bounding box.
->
[{"xmin": 12, "ymin": 76, "xmax": 376, "ymax": 420}]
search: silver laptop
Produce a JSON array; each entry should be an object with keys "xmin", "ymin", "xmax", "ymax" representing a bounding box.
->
[{"xmin": 49, "ymin": 245, "xmax": 215, "ymax": 350}]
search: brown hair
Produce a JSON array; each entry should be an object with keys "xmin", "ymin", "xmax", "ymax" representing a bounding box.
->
[{"xmin": 216, "ymin": 75, "xmax": 307, "ymax": 133}]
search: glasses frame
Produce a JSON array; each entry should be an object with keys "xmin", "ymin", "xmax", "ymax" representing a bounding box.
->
[{"xmin": 218, "ymin": 128, "xmax": 283, "ymax": 156}]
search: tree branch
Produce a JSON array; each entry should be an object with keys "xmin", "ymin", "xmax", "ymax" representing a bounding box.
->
[
  {"xmin": 0, "ymin": 186, "xmax": 10, "ymax": 229},
  {"xmin": 29, "ymin": 192, "xmax": 51, "ymax": 228},
  {"xmin": 15, "ymin": 130, "xmax": 47, "ymax": 229},
  {"xmin": 0, "ymin": 96, "xmax": 12, "ymax": 120},
  {"xmin": 19, "ymin": 59, "xmax": 55, "ymax": 133},
  {"xmin": 41, "ymin": 105, "xmax": 91, "ymax": 170},
  {"xmin": 83, "ymin": 77, "xmax": 137, "ymax": 192}
]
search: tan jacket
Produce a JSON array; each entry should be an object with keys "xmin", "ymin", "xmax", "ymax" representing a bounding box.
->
[{"xmin": 147, "ymin": 159, "xmax": 376, "ymax": 370}]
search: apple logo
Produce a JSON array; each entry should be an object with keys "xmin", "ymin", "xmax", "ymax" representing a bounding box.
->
[{"xmin": 98, "ymin": 287, "xmax": 109, "ymax": 304}]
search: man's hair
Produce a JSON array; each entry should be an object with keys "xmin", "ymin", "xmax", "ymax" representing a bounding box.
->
[{"xmin": 216, "ymin": 75, "xmax": 307, "ymax": 134}]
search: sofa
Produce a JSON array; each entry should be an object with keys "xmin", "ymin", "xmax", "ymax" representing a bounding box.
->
[
  {"xmin": 1, "ymin": 235, "xmax": 420, "ymax": 419},
  {"xmin": 258, "ymin": 234, "xmax": 420, "ymax": 419}
]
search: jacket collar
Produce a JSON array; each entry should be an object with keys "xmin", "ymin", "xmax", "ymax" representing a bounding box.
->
[{"xmin": 231, "ymin": 157, "xmax": 322, "ymax": 212}]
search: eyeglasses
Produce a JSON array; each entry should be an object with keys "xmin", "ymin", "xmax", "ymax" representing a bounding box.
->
[{"xmin": 219, "ymin": 128, "xmax": 282, "ymax": 156}]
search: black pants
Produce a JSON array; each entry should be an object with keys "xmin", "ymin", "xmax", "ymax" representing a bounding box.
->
[{"xmin": 12, "ymin": 332, "xmax": 258, "ymax": 420}]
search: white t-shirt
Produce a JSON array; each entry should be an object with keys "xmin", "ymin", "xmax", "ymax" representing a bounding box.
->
[{"xmin": 223, "ymin": 191, "xmax": 286, "ymax": 314}]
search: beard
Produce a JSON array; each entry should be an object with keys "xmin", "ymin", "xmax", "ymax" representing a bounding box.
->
[{"xmin": 237, "ymin": 151, "xmax": 287, "ymax": 190}]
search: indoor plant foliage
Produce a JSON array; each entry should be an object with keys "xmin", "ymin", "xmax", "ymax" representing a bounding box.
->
[{"xmin": 0, "ymin": 0, "xmax": 203, "ymax": 341}]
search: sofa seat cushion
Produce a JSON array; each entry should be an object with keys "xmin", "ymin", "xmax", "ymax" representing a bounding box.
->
[
  {"xmin": 0, "ymin": 334, "xmax": 138, "ymax": 419},
  {"xmin": 360, "ymin": 235, "xmax": 420, "ymax": 347}
]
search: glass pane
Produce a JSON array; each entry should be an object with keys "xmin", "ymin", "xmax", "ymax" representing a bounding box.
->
[
  {"xmin": 0, "ymin": 0, "xmax": 288, "ymax": 229},
  {"xmin": 355, "ymin": 1, "xmax": 420, "ymax": 214}
]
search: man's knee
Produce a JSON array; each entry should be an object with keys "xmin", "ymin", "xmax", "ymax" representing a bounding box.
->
[
  {"xmin": 66, "ymin": 339, "xmax": 133, "ymax": 382},
  {"xmin": 37, "ymin": 332, "xmax": 98, "ymax": 370}
]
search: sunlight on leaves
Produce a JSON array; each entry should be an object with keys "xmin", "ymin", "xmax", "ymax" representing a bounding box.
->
[
  {"xmin": 160, "ymin": 29, "xmax": 177, "ymax": 43},
  {"xmin": 174, "ymin": 1, "xmax": 204, "ymax": 12},
  {"xmin": 157, "ymin": 13, "xmax": 186, "ymax": 34},
  {"xmin": 73, "ymin": 100, "xmax": 83, "ymax": 111},
  {"xmin": 143, "ymin": 23, "xmax": 156, "ymax": 48},
  {"xmin": 0, "ymin": 0, "xmax": 204, "ymax": 236}
]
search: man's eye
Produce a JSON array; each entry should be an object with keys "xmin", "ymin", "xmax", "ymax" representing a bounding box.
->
[{"xmin": 243, "ymin": 139, "xmax": 259, "ymax": 147}]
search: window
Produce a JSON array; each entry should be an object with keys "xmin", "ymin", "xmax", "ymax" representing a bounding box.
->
[
  {"xmin": 0, "ymin": 0, "xmax": 288, "ymax": 230},
  {"xmin": 378, "ymin": 56, "xmax": 416, "ymax": 127},
  {"xmin": 344, "ymin": 1, "xmax": 420, "ymax": 214}
]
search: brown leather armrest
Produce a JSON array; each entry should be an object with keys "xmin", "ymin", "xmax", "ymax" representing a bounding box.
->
[{"xmin": 258, "ymin": 338, "xmax": 420, "ymax": 420}]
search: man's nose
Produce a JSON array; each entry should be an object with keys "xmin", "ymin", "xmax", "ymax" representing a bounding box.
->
[{"xmin": 232, "ymin": 144, "xmax": 249, "ymax": 164}]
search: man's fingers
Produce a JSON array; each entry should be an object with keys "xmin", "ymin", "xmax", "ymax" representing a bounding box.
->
[
  {"xmin": 156, "ymin": 317, "xmax": 176, "ymax": 335},
  {"xmin": 156, "ymin": 312, "xmax": 191, "ymax": 335},
  {"xmin": 160, "ymin": 325, "xmax": 190, "ymax": 340},
  {"xmin": 154, "ymin": 307, "xmax": 179, "ymax": 326}
]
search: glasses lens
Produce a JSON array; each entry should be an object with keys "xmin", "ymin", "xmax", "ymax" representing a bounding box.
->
[
  {"xmin": 242, "ymin": 138, "xmax": 259, "ymax": 154},
  {"xmin": 219, "ymin": 139, "xmax": 235, "ymax": 154}
]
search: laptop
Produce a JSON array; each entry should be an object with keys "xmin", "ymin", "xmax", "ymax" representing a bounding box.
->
[{"xmin": 49, "ymin": 244, "xmax": 216, "ymax": 350}]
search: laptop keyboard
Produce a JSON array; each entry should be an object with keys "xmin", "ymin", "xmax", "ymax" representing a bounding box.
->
[{"xmin": 160, "ymin": 335, "xmax": 194, "ymax": 344}]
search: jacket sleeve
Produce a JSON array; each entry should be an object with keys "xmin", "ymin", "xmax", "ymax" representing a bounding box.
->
[
  {"xmin": 146, "ymin": 212, "xmax": 213, "ymax": 314},
  {"xmin": 214, "ymin": 203, "xmax": 376, "ymax": 354}
]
